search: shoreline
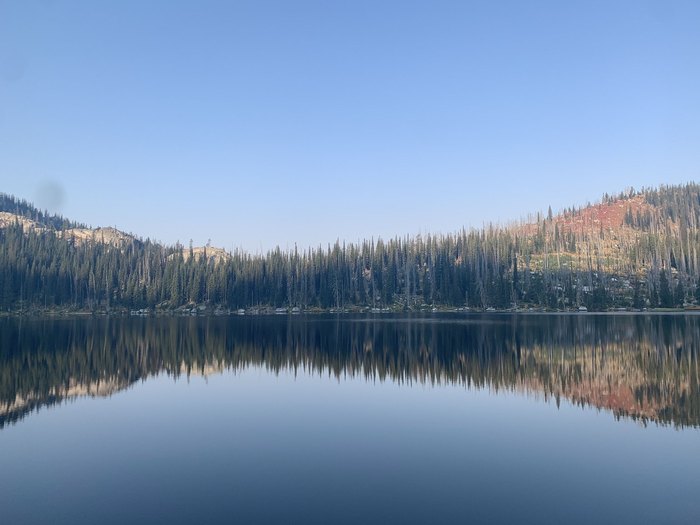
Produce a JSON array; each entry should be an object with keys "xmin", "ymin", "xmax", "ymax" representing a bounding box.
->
[{"xmin": 2, "ymin": 306, "xmax": 699, "ymax": 319}]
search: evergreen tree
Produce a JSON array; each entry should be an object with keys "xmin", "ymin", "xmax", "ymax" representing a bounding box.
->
[
  {"xmin": 659, "ymin": 270, "xmax": 673, "ymax": 308},
  {"xmin": 675, "ymin": 280, "xmax": 685, "ymax": 307}
]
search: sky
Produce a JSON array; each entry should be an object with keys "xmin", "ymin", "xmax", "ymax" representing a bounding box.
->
[{"xmin": 1, "ymin": 0, "xmax": 699, "ymax": 252}]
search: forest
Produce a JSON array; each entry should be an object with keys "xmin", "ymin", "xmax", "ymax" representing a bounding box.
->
[{"xmin": 2, "ymin": 183, "xmax": 700, "ymax": 312}]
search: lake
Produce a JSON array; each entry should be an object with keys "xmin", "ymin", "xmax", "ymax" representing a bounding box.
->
[{"xmin": 1, "ymin": 313, "xmax": 698, "ymax": 524}]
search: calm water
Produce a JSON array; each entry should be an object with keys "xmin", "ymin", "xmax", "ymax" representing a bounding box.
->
[{"xmin": 1, "ymin": 313, "xmax": 699, "ymax": 524}]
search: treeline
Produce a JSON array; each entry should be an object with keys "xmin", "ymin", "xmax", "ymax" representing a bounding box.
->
[
  {"xmin": 0, "ymin": 193, "xmax": 83, "ymax": 230},
  {"xmin": 2, "ymin": 183, "xmax": 700, "ymax": 311}
]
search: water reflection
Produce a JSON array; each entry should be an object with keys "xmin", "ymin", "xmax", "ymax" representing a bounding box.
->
[{"xmin": 1, "ymin": 314, "xmax": 698, "ymax": 429}]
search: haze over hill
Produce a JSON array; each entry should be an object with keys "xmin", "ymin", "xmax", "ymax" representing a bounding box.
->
[{"xmin": 1, "ymin": 182, "xmax": 700, "ymax": 313}]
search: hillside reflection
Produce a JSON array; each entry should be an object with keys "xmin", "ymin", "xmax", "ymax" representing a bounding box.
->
[{"xmin": 1, "ymin": 314, "xmax": 698, "ymax": 428}]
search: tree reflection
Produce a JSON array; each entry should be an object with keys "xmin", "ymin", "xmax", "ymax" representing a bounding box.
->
[{"xmin": 1, "ymin": 314, "xmax": 698, "ymax": 428}]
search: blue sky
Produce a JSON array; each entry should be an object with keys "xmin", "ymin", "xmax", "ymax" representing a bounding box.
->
[{"xmin": 1, "ymin": 1, "xmax": 699, "ymax": 251}]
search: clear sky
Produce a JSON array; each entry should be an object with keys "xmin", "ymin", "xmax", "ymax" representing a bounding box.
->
[{"xmin": 1, "ymin": 1, "xmax": 699, "ymax": 252}]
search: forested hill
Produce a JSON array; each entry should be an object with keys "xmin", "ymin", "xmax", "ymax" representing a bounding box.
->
[
  {"xmin": 2, "ymin": 183, "xmax": 700, "ymax": 313},
  {"xmin": 0, "ymin": 194, "xmax": 84, "ymax": 230}
]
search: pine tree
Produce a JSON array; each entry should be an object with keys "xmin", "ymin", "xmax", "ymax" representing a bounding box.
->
[{"xmin": 659, "ymin": 270, "xmax": 673, "ymax": 308}]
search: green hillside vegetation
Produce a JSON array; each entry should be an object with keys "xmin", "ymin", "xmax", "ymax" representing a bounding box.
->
[{"xmin": 2, "ymin": 183, "xmax": 700, "ymax": 313}]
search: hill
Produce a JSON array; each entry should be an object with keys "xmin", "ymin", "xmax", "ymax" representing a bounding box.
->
[{"xmin": 1, "ymin": 183, "xmax": 700, "ymax": 312}]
